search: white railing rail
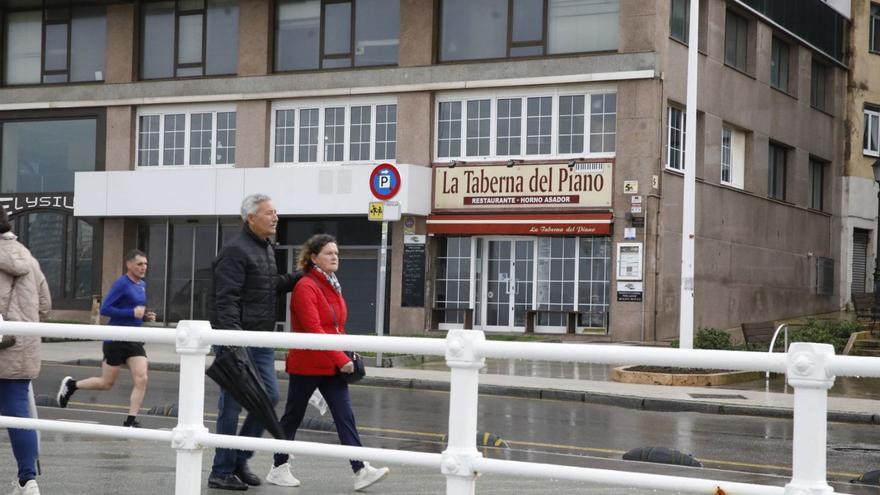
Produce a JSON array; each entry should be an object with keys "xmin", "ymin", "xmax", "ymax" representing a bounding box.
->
[{"xmin": 1, "ymin": 320, "xmax": 879, "ymax": 495}]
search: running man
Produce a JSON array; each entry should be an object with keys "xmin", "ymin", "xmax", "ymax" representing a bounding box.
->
[{"xmin": 56, "ymin": 249, "xmax": 156, "ymax": 427}]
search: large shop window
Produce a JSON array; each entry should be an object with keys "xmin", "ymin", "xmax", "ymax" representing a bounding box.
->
[
  {"xmin": 1, "ymin": 118, "xmax": 97, "ymax": 192},
  {"xmin": 136, "ymin": 106, "xmax": 236, "ymax": 167},
  {"xmin": 3, "ymin": 4, "xmax": 106, "ymax": 85},
  {"xmin": 272, "ymin": 99, "xmax": 397, "ymax": 164},
  {"xmin": 434, "ymin": 236, "xmax": 611, "ymax": 332},
  {"xmin": 140, "ymin": 0, "xmax": 239, "ymax": 79},
  {"xmin": 435, "ymin": 88, "xmax": 616, "ymax": 161},
  {"xmin": 439, "ymin": 0, "xmax": 618, "ymax": 62},
  {"xmin": 275, "ymin": 0, "xmax": 399, "ymax": 72},
  {"xmin": 137, "ymin": 219, "xmax": 240, "ymax": 323},
  {"xmin": 21, "ymin": 213, "xmax": 96, "ymax": 307}
]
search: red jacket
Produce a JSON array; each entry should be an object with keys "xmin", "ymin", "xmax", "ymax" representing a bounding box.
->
[{"xmin": 285, "ymin": 270, "xmax": 351, "ymax": 375}]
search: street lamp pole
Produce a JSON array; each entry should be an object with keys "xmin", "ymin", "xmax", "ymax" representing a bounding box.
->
[{"xmin": 872, "ymin": 159, "xmax": 880, "ymax": 314}]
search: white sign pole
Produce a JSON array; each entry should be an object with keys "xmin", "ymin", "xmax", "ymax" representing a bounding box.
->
[
  {"xmin": 679, "ymin": 0, "xmax": 700, "ymax": 349},
  {"xmin": 375, "ymin": 220, "xmax": 388, "ymax": 366}
]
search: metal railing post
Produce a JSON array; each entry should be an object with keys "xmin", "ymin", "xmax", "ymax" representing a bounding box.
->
[
  {"xmin": 784, "ymin": 342, "xmax": 835, "ymax": 495},
  {"xmin": 172, "ymin": 320, "xmax": 211, "ymax": 495},
  {"xmin": 442, "ymin": 329, "xmax": 486, "ymax": 495}
]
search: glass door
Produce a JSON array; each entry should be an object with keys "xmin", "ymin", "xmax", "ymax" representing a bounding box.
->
[{"xmin": 480, "ymin": 238, "xmax": 534, "ymax": 332}]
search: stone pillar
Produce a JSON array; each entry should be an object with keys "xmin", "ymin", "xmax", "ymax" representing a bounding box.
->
[
  {"xmin": 105, "ymin": 4, "xmax": 136, "ymax": 84},
  {"xmin": 399, "ymin": 0, "xmax": 435, "ymax": 67},
  {"xmin": 238, "ymin": 0, "xmax": 272, "ymax": 76},
  {"xmin": 396, "ymin": 92, "xmax": 433, "ymax": 166},
  {"xmin": 106, "ymin": 106, "xmax": 135, "ymax": 171},
  {"xmin": 101, "ymin": 219, "xmax": 137, "ymax": 295},
  {"xmin": 235, "ymin": 101, "xmax": 271, "ymax": 167}
]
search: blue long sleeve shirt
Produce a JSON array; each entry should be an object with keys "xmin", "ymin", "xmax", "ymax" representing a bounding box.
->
[{"xmin": 101, "ymin": 275, "xmax": 147, "ymax": 327}]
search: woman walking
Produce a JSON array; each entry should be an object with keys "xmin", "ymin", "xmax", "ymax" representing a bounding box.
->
[{"xmin": 267, "ymin": 234, "xmax": 388, "ymax": 491}]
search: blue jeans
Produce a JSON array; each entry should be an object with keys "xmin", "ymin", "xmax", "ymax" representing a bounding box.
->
[
  {"xmin": 273, "ymin": 374, "xmax": 365, "ymax": 473},
  {"xmin": 0, "ymin": 379, "xmax": 38, "ymax": 482},
  {"xmin": 211, "ymin": 347, "xmax": 279, "ymax": 476}
]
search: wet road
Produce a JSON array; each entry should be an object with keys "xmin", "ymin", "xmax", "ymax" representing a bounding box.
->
[{"xmin": 26, "ymin": 363, "xmax": 880, "ymax": 490}]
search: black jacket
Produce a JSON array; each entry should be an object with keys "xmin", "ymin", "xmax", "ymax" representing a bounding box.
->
[{"xmin": 210, "ymin": 224, "xmax": 297, "ymax": 332}]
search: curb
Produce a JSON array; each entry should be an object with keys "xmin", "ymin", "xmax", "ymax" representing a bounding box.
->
[{"xmin": 52, "ymin": 359, "xmax": 880, "ymax": 425}]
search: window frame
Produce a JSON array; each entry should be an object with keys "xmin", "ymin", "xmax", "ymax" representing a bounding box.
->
[
  {"xmin": 770, "ymin": 36, "xmax": 790, "ymax": 93},
  {"xmin": 437, "ymin": 0, "xmax": 618, "ymax": 63},
  {"xmin": 665, "ymin": 104, "xmax": 686, "ymax": 171},
  {"xmin": 139, "ymin": 0, "xmax": 238, "ymax": 80},
  {"xmin": 270, "ymin": 95, "xmax": 398, "ymax": 166},
  {"xmin": 871, "ymin": 2, "xmax": 880, "ymax": 55},
  {"xmin": 808, "ymin": 157, "xmax": 825, "ymax": 211},
  {"xmin": 274, "ymin": 0, "xmax": 400, "ymax": 73},
  {"xmin": 433, "ymin": 85, "xmax": 617, "ymax": 162},
  {"xmin": 724, "ymin": 9, "xmax": 749, "ymax": 72},
  {"xmin": 669, "ymin": 0, "xmax": 689, "ymax": 44},
  {"xmin": 1, "ymin": 3, "xmax": 107, "ymax": 86},
  {"xmin": 768, "ymin": 141, "xmax": 788, "ymax": 201},
  {"xmin": 135, "ymin": 103, "xmax": 237, "ymax": 168},
  {"xmin": 864, "ymin": 106, "xmax": 880, "ymax": 157},
  {"xmin": 810, "ymin": 57, "xmax": 828, "ymax": 111},
  {"xmin": 720, "ymin": 125, "xmax": 745, "ymax": 189}
]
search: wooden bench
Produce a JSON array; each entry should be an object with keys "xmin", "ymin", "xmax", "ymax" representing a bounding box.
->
[
  {"xmin": 741, "ymin": 321, "xmax": 778, "ymax": 348},
  {"xmin": 431, "ymin": 307, "xmax": 473, "ymax": 329},
  {"xmin": 852, "ymin": 292, "xmax": 878, "ymax": 321},
  {"xmin": 525, "ymin": 310, "xmax": 581, "ymax": 334}
]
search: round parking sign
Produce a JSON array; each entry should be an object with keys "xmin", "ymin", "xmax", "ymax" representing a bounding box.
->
[{"xmin": 369, "ymin": 163, "xmax": 401, "ymax": 200}]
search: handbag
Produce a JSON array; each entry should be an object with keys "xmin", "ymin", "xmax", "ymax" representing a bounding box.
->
[{"xmin": 314, "ymin": 280, "xmax": 366, "ymax": 384}]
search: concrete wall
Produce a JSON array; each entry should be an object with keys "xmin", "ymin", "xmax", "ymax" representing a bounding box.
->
[
  {"xmin": 235, "ymin": 100, "xmax": 270, "ymax": 167},
  {"xmin": 238, "ymin": 0, "xmax": 271, "ymax": 76},
  {"xmin": 650, "ymin": 0, "xmax": 846, "ymax": 340},
  {"xmin": 105, "ymin": 4, "xmax": 135, "ymax": 84}
]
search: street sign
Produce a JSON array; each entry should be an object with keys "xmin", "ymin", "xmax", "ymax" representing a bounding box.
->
[
  {"xmin": 368, "ymin": 201, "xmax": 384, "ymax": 221},
  {"xmin": 370, "ymin": 163, "xmax": 401, "ymax": 200},
  {"xmin": 368, "ymin": 201, "xmax": 401, "ymax": 222},
  {"xmin": 624, "ymin": 180, "xmax": 638, "ymax": 194}
]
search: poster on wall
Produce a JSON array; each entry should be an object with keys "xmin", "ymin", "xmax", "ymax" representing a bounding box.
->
[{"xmin": 616, "ymin": 243, "xmax": 643, "ymax": 281}]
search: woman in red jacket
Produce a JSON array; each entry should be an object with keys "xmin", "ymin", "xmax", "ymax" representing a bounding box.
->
[{"xmin": 267, "ymin": 234, "xmax": 389, "ymax": 491}]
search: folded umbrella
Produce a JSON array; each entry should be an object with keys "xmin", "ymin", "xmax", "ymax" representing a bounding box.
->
[{"xmin": 206, "ymin": 346, "xmax": 286, "ymax": 440}]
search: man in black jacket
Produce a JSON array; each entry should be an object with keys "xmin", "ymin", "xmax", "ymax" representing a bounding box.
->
[{"xmin": 208, "ymin": 193, "xmax": 297, "ymax": 491}]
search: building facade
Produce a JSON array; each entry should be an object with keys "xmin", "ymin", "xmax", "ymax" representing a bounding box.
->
[
  {"xmin": 0, "ymin": 0, "xmax": 850, "ymax": 341},
  {"xmin": 841, "ymin": 0, "xmax": 880, "ymax": 307}
]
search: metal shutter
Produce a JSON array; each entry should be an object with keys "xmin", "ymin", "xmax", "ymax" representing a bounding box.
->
[{"xmin": 851, "ymin": 229, "xmax": 869, "ymax": 294}]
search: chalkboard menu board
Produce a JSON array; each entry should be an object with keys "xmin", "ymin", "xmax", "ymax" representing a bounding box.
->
[{"xmin": 401, "ymin": 238, "xmax": 426, "ymax": 307}]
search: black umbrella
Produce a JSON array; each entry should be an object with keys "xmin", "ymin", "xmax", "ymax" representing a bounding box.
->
[{"xmin": 206, "ymin": 346, "xmax": 286, "ymax": 440}]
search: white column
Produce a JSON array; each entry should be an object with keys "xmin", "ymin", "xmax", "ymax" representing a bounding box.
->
[
  {"xmin": 172, "ymin": 320, "xmax": 212, "ymax": 495},
  {"xmin": 784, "ymin": 343, "xmax": 834, "ymax": 495},
  {"xmin": 442, "ymin": 329, "xmax": 486, "ymax": 495},
  {"xmin": 678, "ymin": 0, "xmax": 700, "ymax": 349}
]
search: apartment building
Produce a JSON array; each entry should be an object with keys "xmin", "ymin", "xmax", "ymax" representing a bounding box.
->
[{"xmin": 0, "ymin": 0, "xmax": 849, "ymax": 341}]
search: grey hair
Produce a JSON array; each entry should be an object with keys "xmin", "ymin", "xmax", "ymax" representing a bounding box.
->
[{"xmin": 240, "ymin": 193, "xmax": 272, "ymax": 221}]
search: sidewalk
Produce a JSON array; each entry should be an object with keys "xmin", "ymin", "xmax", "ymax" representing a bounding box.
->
[{"xmin": 40, "ymin": 341, "xmax": 880, "ymax": 425}]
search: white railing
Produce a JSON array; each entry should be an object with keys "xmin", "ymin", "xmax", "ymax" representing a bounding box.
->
[{"xmin": 2, "ymin": 320, "xmax": 879, "ymax": 495}]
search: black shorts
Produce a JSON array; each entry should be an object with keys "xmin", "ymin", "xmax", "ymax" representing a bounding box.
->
[{"xmin": 102, "ymin": 341, "xmax": 147, "ymax": 367}]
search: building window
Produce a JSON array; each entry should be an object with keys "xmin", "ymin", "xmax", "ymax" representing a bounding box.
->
[
  {"xmin": 435, "ymin": 88, "xmax": 616, "ymax": 161},
  {"xmin": 670, "ymin": 0, "xmax": 688, "ymax": 43},
  {"xmin": 810, "ymin": 58, "xmax": 827, "ymax": 111},
  {"xmin": 809, "ymin": 158, "xmax": 825, "ymax": 211},
  {"xmin": 770, "ymin": 37, "xmax": 789, "ymax": 92},
  {"xmin": 136, "ymin": 106, "xmax": 236, "ymax": 166},
  {"xmin": 864, "ymin": 106, "xmax": 880, "ymax": 157},
  {"xmin": 271, "ymin": 99, "xmax": 397, "ymax": 164},
  {"xmin": 724, "ymin": 10, "xmax": 748, "ymax": 71},
  {"xmin": 768, "ymin": 142, "xmax": 787, "ymax": 201},
  {"xmin": 275, "ymin": 0, "xmax": 399, "ymax": 72},
  {"xmin": 871, "ymin": 3, "xmax": 880, "ymax": 54},
  {"xmin": 435, "ymin": 237, "xmax": 472, "ymax": 325},
  {"xmin": 439, "ymin": 0, "xmax": 618, "ymax": 62},
  {"xmin": 720, "ymin": 125, "xmax": 745, "ymax": 189},
  {"xmin": 1, "ymin": 118, "xmax": 98, "ymax": 192},
  {"xmin": 666, "ymin": 105, "xmax": 686, "ymax": 170},
  {"xmin": 140, "ymin": 0, "xmax": 239, "ymax": 80},
  {"xmin": 3, "ymin": 5, "xmax": 106, "ymax": 85},
  {"xmin": 466, "ymin": 100, "xmax": 491, "ymax": 157},
  {"xmin": 577, "ymin": 236, "xmax": 611, "ymax": 328}
]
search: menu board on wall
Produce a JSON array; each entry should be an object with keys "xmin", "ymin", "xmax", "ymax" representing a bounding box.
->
[{"xmin": 401, "ymin": 235, "xmax": 426, "ymax": 307}]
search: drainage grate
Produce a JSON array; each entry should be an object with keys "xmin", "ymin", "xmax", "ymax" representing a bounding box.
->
[{"xmin": 688, "ymin": 393, "xmax": 748, "ymax": 400}]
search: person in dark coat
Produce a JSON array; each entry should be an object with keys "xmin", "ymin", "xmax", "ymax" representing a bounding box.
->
[
  {"xmin": 266, "ymin": 234, "xmax": 389, "ymax": 492},
  {"xmin": 208, "ymin": 193, "xmax": 297, "ymax": 491}
]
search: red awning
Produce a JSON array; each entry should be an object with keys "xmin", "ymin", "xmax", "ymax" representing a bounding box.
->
[{"xmin": 427, "ymin": 213, "xmax": 613, "ymax": 236}]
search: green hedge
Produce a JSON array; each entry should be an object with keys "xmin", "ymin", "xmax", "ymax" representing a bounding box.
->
[{"xmin": 671, "ymin": 320, "xmax": 862, "ymax": 353}]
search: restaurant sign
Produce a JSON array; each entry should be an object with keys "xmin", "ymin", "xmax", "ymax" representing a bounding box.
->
[
  {"xmin": 0, "ymin": 193, "xmax": 74, "ymax": 217},
  {"xmin": 433, "ymin": 162, "xmax": 612, "ymax": 211}
]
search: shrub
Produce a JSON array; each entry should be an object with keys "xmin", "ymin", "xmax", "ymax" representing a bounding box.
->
[
  {"xmin": 788, "ymin": 319, "xmax": 862, "ymax": 354},
  {"xmin": 670, "ymin": 327, "xmax": 735, "ymax": 350}
]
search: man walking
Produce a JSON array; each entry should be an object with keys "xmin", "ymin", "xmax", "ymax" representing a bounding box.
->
[
  {"xmin": 208, "ymin": 194, "xmax": 297, "ymax": 491},
  {"xmin": 57, "ymin": 250, "xmax": 156, "ymax": 428}
]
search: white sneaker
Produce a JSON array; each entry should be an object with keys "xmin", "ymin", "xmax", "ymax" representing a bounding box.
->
[
  {"xmin": 353, "ymin": 462, "xmax": 389, "ymax": 491},
  {"xmin": 9, "ymin": 480, "xmax": 40, "ymax": 495},
  {"xmin": 266, "ymin": 463, "xmax": 301, "ymax": 487}
]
